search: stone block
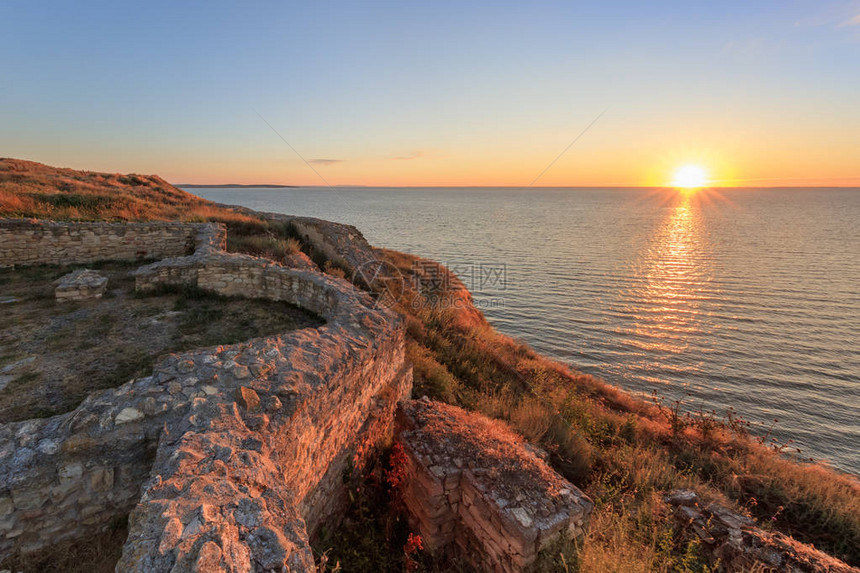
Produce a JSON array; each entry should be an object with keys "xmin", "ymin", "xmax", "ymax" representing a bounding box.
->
[
  {"xmin": 11, "ymin": 488, "xmax": 47, "ymax": 512},
  {"xmin": 116, "ymin": 407, "xmax": 144, "ymax": 424},
  {"xmin": 54, "ymin": 269, "xmax": 108, "ymax": 302},
  {"xmin": 0, "ymin": 497, "xmax": 14, "ymax": 518},
  {"xmin": 58, "ymin": 462, "xmax": 84, "ymax": 484}
]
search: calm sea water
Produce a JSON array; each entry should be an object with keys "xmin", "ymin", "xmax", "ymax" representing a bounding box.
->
[{"xmin": 190, "ymin": 186, "xmax": 860, "ymax": 475}]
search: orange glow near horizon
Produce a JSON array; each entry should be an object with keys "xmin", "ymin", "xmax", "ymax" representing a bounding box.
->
[{"xmin": 19, "ymin": 141, "xmax": 860, "ymax": 188}]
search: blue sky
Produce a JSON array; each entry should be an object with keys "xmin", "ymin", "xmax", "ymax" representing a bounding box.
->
[{"xmin": 1, "ymin": 1, "xmax": 858, "ymax": 185}]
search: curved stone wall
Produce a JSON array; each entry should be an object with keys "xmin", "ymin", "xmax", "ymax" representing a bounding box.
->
[{"xmin": 0, "ymin": 219, "xmax": 412, "ymax": 572}]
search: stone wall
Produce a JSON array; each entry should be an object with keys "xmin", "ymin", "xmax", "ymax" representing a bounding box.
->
[
  {"xmin": 115, "ymin": 321, "xmax": 411, "ymax": 571},
  {"xmin": 0, "ymin": 218, "xmax": 412, "ymax": 571},
  {"xmin": 132, "ymin": 254, "xmax": 344, "ymax": 318},
  {"xmin": 0, "ymin": 219, "xmax": 224, "ymax": 267},
  {"xmin": 396, "ymin": 399, "xmax": 593, "ymax": 573}
]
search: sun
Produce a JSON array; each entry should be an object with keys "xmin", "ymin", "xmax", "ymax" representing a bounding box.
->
[{"xmin": 671, "ymin": 164, "xmax": 709, "ymax": 189}]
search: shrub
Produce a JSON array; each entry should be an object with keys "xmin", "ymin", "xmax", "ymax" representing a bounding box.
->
[
  {"xmin": 226, "ymin": 233, "xmax": 304, "ymax": 263},
  {"xmin": 547, "ymin": 416, "xmax": 594, "ymax": 483},
  {"xmin": 284, "ymin": 237, "xmax": 302, "ymax": 255},
  {"xmin": 406, "ymin": 341, "xmax": 459, "ymax": 403}
]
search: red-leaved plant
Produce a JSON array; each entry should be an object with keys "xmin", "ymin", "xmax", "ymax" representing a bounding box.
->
[
  {"xmin": 403, "ymin": 532, "xmax": 424, "ymax": 571},
  {"xmin": 385, "ymin": 442, "xmax": 410, "ymax": 490}
]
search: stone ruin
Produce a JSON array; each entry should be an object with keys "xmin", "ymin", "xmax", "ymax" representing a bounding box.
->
[
  {"xmin": 0, "ymin": 217, "xmax": 592, "ymax": 572},
  {"xmin": 0, "ymin": 219, "xmax": 412, "ymax": 571},
  {"xmin": 54, "ymin": 269, "xmax": 108, "ymax": 302},
  {"xmin": 666, "ymin": 490, "xmax": 860, "ymax": 573},
  {"xmin": 396, "ymin": 399, "xmax": 593, "ymax": 572}
]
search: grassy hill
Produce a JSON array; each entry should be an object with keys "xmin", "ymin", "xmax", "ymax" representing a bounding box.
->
[{"xmin": 0, "ymin": 158, "xmax": 251, "ymax": 222}]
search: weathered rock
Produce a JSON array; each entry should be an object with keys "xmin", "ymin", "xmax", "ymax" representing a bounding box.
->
[
  {"xmin": 232, "ymin": 387, "xmax": 260, "ymax": 411},
  {"xmin": 0, "ymin": 357, "xmax": 35, "ymax": 374},
  {"xmin": 664, "ymin": 489, "xmax": 699, "ymax": 507},
  {"xmin": 219, "ymin": 207, "xmax": 379, "ymax": 277},
  {"xmin": 282, "ymin": 251, "xmax": 318, "ymax": 272},
  {"xmin": 115, "ymin": 407, "xmax": 144, "ymax": 424}
]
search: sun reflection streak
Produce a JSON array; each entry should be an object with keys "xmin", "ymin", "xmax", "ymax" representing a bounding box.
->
[{"xmin": 615, "ymin": 191, "xmax": 717, "ymax": 369}]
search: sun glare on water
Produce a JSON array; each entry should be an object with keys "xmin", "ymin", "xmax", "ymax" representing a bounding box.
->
[{"xmin": 671, "ymin": 164, "xmax": 709, "ymax": 189}]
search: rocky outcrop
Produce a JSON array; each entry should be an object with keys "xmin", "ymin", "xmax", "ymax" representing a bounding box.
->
[
  {"xmin": 666, "ymin": 490, "xmax": 860, "ymax": 573},
  {"xmin": 396, "ymin": 399, "xmax": 593, "ymax": 572},
  {"xmin": 0, "ymin": 219, "xmax": 224, "ymax": 267},
  {"xmin": 281, "ymin": 251, "xmax": 318, "ymax": 273}
]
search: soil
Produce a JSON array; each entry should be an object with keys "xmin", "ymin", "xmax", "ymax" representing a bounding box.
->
[{"xmin": 0, "ymin": 261, "xmax": 323, "ymax": 423}]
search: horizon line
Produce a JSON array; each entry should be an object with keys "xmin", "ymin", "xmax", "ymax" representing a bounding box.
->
[{"xmin": 175, "ymin": 183, "xmax": 860, "ymax": 190}]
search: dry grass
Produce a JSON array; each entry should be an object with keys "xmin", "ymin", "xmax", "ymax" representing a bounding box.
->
[
  {"xmin": 377, "ymin": 248, "xmax": 860, "ymax": 570},
  {"xmin": 227, "ymin": 232, "xmax": 302, "ymax": 260},
  {"xmin": 0, "ymin": 158, "xmax": 261, "ymax": 226},
  {"xmin": 0, "ymin": 158, "xmax": 337, "ymax": 273}
]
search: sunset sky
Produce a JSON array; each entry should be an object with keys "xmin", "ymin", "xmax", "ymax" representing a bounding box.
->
[{"xmin": 2, "ymin": 1, "xmax": 859, "ymax": 187}]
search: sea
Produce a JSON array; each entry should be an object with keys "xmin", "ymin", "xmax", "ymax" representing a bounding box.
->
[{"xmin": 188, "ymin": 186, "xmax": 860, "ymax": 475}]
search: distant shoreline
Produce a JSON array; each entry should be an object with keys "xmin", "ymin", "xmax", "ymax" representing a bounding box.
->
[{"xmin": 177, "ymin": 184, "xmax": 297, "ymax": 189}]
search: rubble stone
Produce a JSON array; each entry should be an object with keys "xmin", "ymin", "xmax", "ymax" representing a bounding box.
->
[
  {"xmin": 232, "ymin": 387, "xmax": 260, "ymax": 411},
  {"xmin": 666, "ymin": 489, "xmax": 860, "ymax": 573}
]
